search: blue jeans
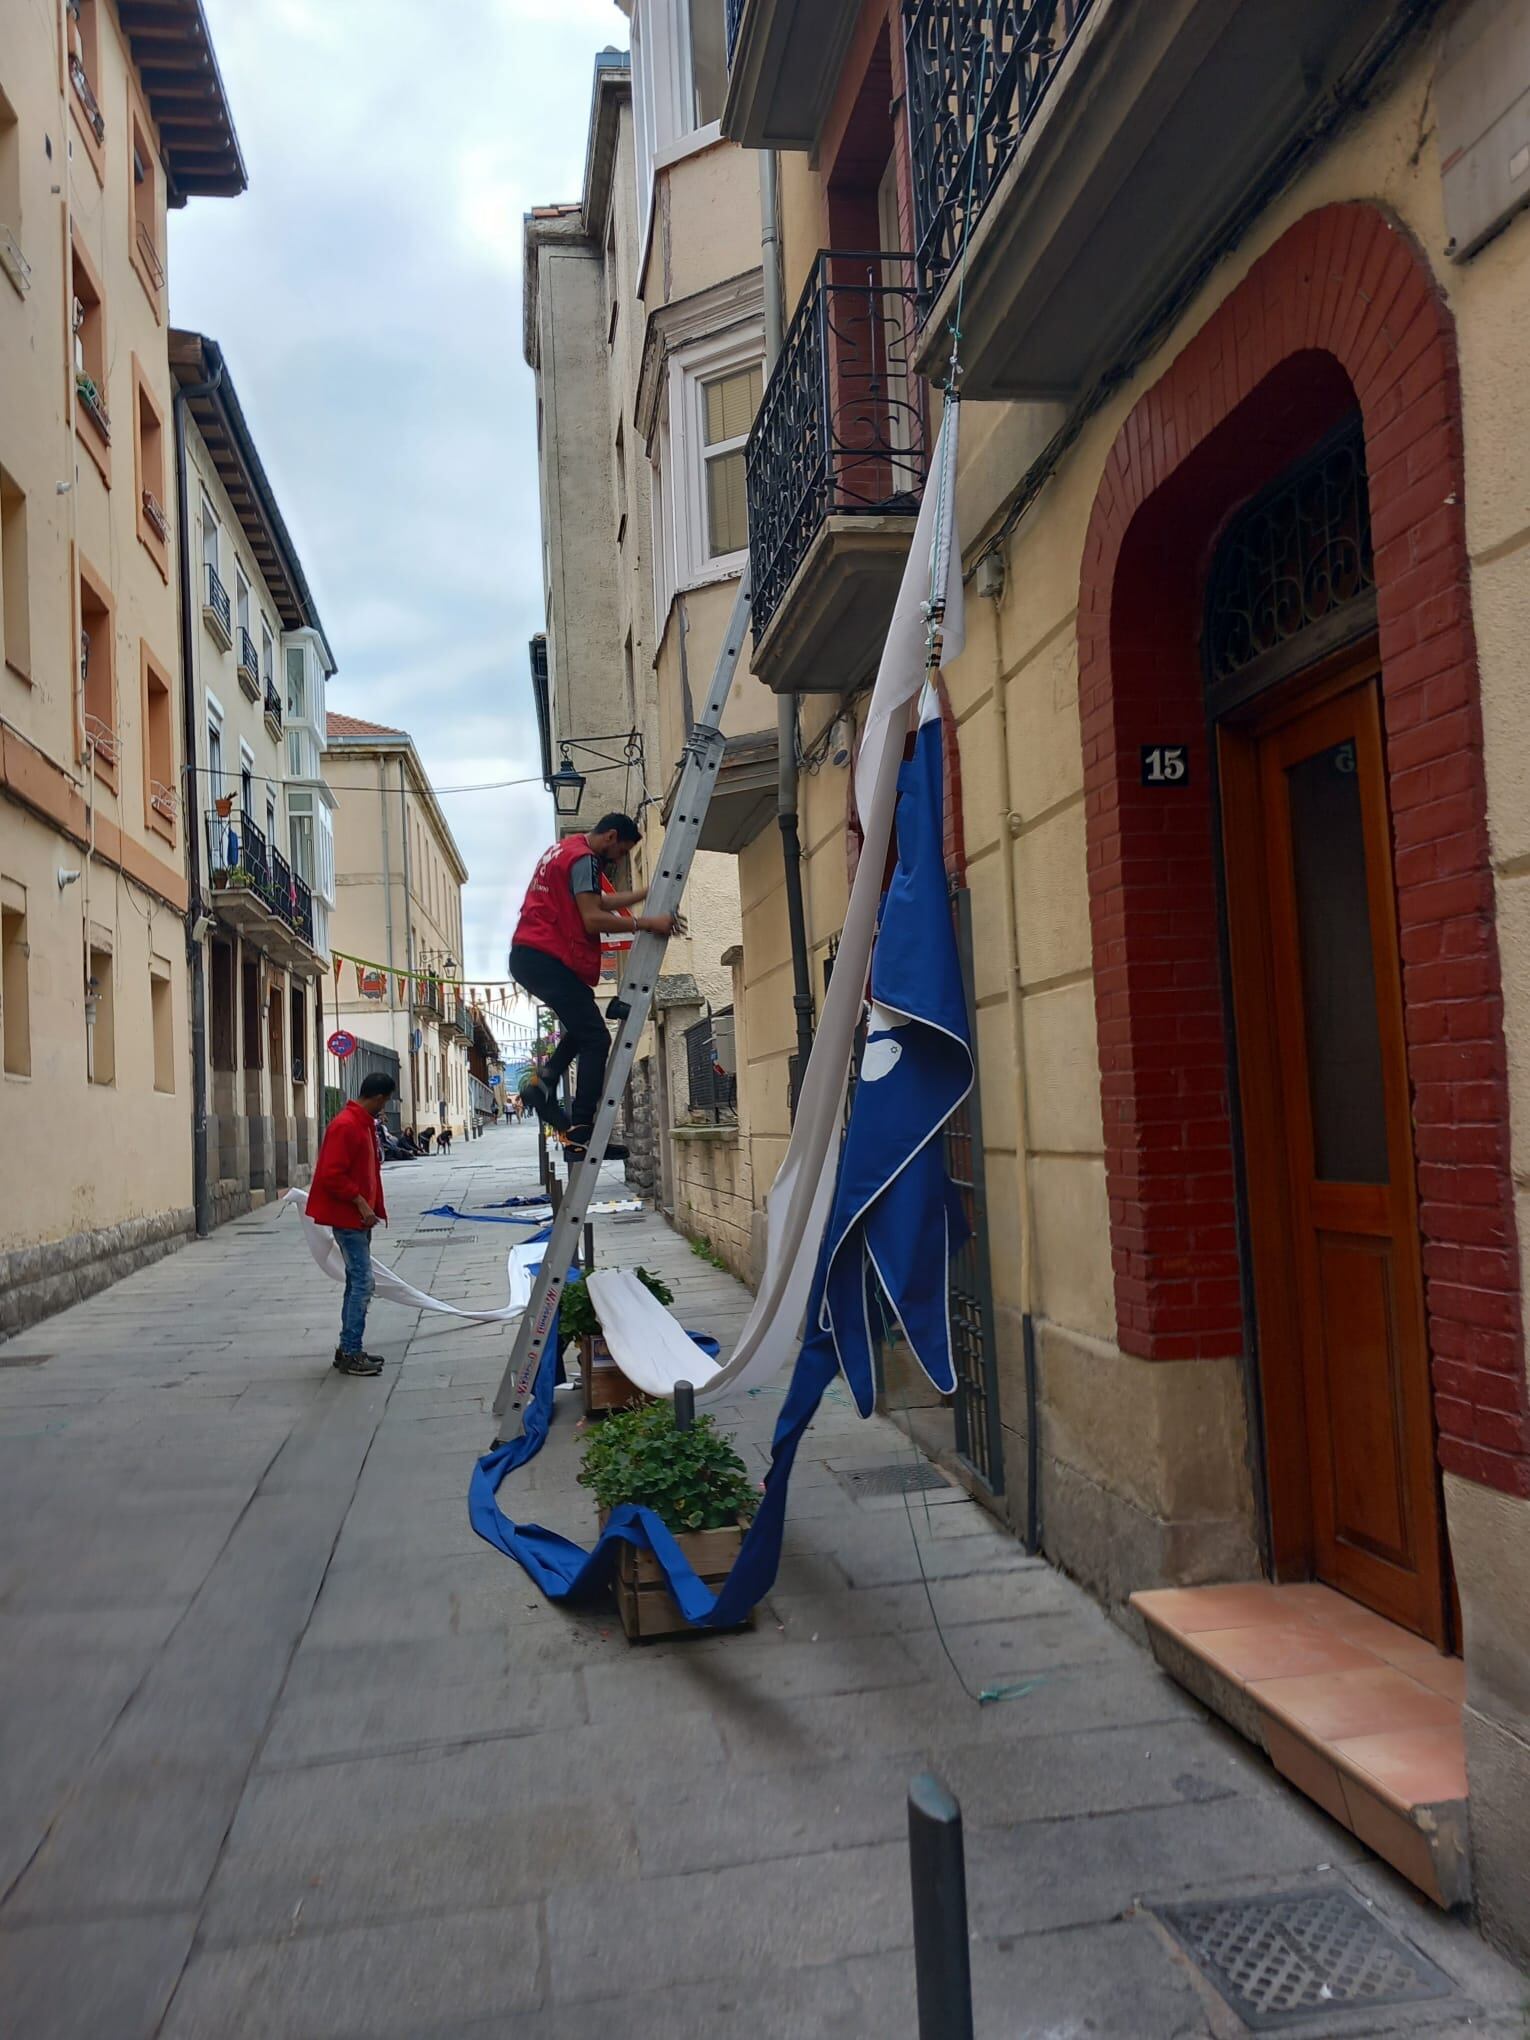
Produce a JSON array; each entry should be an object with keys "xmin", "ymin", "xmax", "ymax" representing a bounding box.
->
[{"xmin": 334, "ymin": 1226, "xmax": 374, "ymax": 1355}]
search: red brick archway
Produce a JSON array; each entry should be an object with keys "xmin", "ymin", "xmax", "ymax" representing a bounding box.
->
[{"xmin": 1077, "ymin": 201, "xmax": 1527, "ymax": 1498}]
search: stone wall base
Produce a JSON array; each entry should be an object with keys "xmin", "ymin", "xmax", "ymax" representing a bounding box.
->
[
  {"xmin": 1040, "ymin": 1453, "xmax": 1261, "ymax": 1620},
  {"xmin": 0, "ymin": 1207, "xmax": 195, "ymax": 1339}
]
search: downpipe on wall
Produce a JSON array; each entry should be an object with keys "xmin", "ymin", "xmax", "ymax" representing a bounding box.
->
[{"xmin": 173, "ymin": 359, "xmax": 225, "ymax": 1240}]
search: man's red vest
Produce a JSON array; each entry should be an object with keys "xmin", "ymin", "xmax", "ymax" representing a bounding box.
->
[{"xmin": 513, "ymin": 835, "xmax": 603, "ymax": 985}]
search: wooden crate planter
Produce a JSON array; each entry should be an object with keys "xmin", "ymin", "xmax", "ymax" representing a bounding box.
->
[
  {"xmin": 578, "ymin": 1333, "xmax": 652, "ymax": 1418},
  {"xmin": 599, "ymin": 1511, "xmax": 748, "ymax": 1641}
]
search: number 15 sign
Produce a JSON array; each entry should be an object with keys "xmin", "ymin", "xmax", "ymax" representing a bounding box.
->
[{"xmin": 1141, "ymin": 744, "xmax": 1190, "ymax": 787}]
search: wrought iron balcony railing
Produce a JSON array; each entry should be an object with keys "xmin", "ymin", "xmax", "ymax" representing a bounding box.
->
[
  {"xmin": 904, "ymin": 0, "xmax": 1095, "ymax": 314},
  {"xmin": 205, "ymin": 563, "xmax": 231, "ymax": 638},
  {"xmin": 264, "ymin": 678, "xmax": 283, "ymax": 730},
  {"xmin": 237, "ymin": 626, "xmax": 259, "ymax": 679},
  {"xmin": 725, "ymin": 0, "xmax": 746, "ymax": 64},
  {"xmin": 135, "ymin": 218, "xmax": 165, "ymax": 292},
  {"xmin": 745, "ymin": 249, "xmax": 927, "ymax": 637},
  {"xmin": 205, "ymin": 807, "xmax": 317, "ymax": 951}
]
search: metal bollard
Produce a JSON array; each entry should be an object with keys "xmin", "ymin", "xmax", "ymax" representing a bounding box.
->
[
  {"xmin": 908, "ymin": 1773, "xmax": 974, "ymax": 2040},
  {"xmin": 673, "ymin": 1380, "xmax": 694, "ymax": 1433}
]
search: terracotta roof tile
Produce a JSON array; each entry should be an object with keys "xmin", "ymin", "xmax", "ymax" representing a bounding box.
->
[{"xmin": 327, "ymin": 712, "xmax": 406, "ymax": 740}]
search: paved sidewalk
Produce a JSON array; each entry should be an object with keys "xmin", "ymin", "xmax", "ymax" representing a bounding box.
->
[{"xmin": 0, "ymin": 1124, "xmax": 1524, "ymax": 2037}]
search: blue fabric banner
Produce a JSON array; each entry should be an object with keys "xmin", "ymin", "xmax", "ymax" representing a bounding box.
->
[{"xmin": 820, "ymin": 689, "xmax": 973, "ymax": 1416}]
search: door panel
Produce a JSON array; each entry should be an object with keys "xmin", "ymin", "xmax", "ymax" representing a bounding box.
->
[{"xmin": 1223, "ymin": 665, "xmax": 1448, "ymax": 1645}]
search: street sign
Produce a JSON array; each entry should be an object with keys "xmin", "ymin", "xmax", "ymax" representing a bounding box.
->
[{"xmin": 327, "ymin": 1029, "xmax": 357, "ymax": 1061}]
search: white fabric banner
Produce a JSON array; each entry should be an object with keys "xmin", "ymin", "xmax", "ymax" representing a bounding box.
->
[{"xmin": 697, "ymin": 406, "xmax": 964, "ymax": 1403}]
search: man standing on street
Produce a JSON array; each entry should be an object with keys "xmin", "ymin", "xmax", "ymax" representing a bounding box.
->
[
  {"xmin": 510, "ymin": 813, "xmax": 683, "ymax": 1158},
  {"xmin": 307, "ymin": 1072, "xmax": 396, "ymax": 1376}
]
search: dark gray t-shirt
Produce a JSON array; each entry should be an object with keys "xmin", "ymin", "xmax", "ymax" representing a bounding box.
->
[{"xmin": 568, "ymin": 853, "xmax": 600, "ymax": 898}]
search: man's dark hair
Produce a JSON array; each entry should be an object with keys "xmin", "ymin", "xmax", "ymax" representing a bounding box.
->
[
  {"xmin": 359, "ymin": 1073, "xmax": 397, "ymax": 1101},
  {"xmin": 593, "ymin": 811, "xmax": 640, "ymax": 845}
]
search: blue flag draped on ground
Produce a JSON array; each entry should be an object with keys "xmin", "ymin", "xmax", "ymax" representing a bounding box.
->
[{"xmin": 468, "ymin": 680, "xmax": 973, "ymax": 1625}]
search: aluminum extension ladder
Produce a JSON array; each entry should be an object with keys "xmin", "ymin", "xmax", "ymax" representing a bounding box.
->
[{"xmin": 490, "ymin": 570, "xmax": 754, "ymax": 1434}]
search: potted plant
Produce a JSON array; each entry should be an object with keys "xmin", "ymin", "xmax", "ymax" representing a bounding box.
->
[
  {"xmin": 559, "ymin": 1266, "xmax": 674, "ymax": 1417},
  {"xmin": 578, "ymin": 1399, "xmax": 758, "ymax": 1640}
]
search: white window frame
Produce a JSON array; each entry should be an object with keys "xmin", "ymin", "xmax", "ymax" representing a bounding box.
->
[
  {"xmin": 630, "ymin": 0, "xmax": 725, "ymax": 263},
  {"xmin": 205, "ymin": 689, "xmax": 225, "ymax": 793},
  {"xmin": 235, "ymin": 567, "xmax": 250, "ymax": 638},
  {"xmin": 663, "ymin": 323, "xmax": 763, "ymax": 598},
  {"xmin": 201, "ymin": 495, "xmax": 220, "ymax": 578}
]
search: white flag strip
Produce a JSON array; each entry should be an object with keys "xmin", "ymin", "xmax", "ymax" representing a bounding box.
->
[
  {"xmin": 586, "ymin": 1270, "xmax": 725, "ymax": 1397},
  {"xmin": 697, "ymin": 404, "xmax": 964, "ymax": 1403},
  {"xmin": 282, "ymin": 1188, "xmax": 528, "ymax": 1324}
]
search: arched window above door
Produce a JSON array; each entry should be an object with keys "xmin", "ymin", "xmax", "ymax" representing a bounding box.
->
[{"xmin": 1204, "ymin": 414, "xmax": 1376, "ymax": 717}]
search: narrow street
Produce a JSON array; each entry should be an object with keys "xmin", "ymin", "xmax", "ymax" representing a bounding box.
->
[{"xmin": 0, "ymin": 1124, "xmax": 1519, "ymax": 2037}]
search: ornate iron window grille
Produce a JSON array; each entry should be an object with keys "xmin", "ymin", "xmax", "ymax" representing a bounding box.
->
[
  {"xmin": 745, "ymin": 249, "xmax": 927, "ymax": 638},
  {"xmin": 1204, "ymin": 414, "xmax": 1375, "ymax": 701},
  {"xmin": 683, "ymin": 1007, "xmax": 738, "ymax": 1122},
  {"xmin": 904, "ymin": 0, "xmax": 1093, "ymax": 317}
]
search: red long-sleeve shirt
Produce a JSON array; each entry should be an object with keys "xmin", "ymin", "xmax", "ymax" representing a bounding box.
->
[{"xmin": 307, "ymin": 1102, "xmax": 387, "ymax": 1229}]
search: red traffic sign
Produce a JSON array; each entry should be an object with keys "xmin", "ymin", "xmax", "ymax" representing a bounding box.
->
[{"xmin": 327, "ymin": 1029, "xmax": 357, "ymax": 1061}]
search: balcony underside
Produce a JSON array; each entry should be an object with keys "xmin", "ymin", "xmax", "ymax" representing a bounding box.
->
[
  {"xmin": 752, "ymin": 514, "xmax": 915, "ymax": 696},
  {"xmin": 209, "ymin": 888, "xmax": 321, "ymax": 977},
  {"xmin": 722, "ymin": 0, "xmax": 861, "ymax": 151},
  {"xmin": 913, "ymin": 0, "xmax": 1422, "ymax": 399},
  {"xmin": 699, "ymin": 730, "xmax": 780, "ymax": 852}
]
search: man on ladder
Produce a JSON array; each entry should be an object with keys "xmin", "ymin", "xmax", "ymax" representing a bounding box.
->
[{"xmin": 509, "ymin": 812, "xmax": 684, "ymax": 1159}]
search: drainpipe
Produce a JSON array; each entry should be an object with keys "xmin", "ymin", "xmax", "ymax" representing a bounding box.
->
[
  {"xmin": 378, "ymin": 755, "xmax": 398, "ymax": 1112},
  {"xmin": 398, "ymin": 758, "xmax": 418, "ymax": 1124},
  {"xmin": 759, "ymin": 147, "xmax": 815, "ymax": 1113},
  {"xmin": 982, "ymin": 557, "xmax": 1043, "ymax": 1554},
  {"xmin": 173, "ymin": 353, "xmax": 225, "ymax": 1240}
]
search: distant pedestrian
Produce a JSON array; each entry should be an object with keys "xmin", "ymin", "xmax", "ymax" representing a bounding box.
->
[
  {"xmin": 307, "ymin": 1073, "xmax": 396, "ymax": 1376},
  {"xmin": 418, "ymin": 1125, "xmax": 435, "ymax": 1153}
]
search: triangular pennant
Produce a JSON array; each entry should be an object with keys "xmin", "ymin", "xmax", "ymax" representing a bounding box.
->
[{"xmin": 333, "ymin": 952, "xmax": 343, "ymax": 992}]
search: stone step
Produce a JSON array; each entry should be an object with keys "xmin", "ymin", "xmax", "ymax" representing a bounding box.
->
[{"xmin": 1131, "ymin": 1581, "xmax": 1469, "ymax": 1909}]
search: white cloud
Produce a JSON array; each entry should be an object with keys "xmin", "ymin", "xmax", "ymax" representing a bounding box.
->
[{"xmin": 171, "ymin": 0, "xmax": 620, "ymax": 979}]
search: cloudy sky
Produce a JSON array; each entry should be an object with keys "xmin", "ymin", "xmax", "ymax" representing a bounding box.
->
[{"xmin": 169, "ymin": 0, "xmax": 621, "ymax": 994}]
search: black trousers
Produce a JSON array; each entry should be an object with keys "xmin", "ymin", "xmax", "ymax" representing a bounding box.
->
[{"xmin": 509, "ymin": 944, "xmax": 610, "ymax": 1130}]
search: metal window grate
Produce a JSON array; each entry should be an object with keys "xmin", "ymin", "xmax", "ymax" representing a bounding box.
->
[
  {"xmin": 1155, "ymin": 1888, "xmax": 1451, "ymax": 2031},
  {"xmin": 836, "ymin": 1460, "xmax": 954, "ymax": 1500}
]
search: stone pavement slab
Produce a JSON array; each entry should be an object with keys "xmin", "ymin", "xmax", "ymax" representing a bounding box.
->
[{"xmin": 1, "ymin": 1124, "xmax": 1525, "ymax": 2036}]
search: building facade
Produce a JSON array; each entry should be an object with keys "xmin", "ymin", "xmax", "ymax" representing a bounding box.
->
[
  {"xmin": 721, "ymin": 0, "xmax": 1530, "ymax": 1954},
  {"xmin": 525, "ymin": 23, "xmax": 780, "ymax": 1268},
  {"xmin": 0, "ymin": 0, "xmax": 243, "ymax": 1332},
  {"xmin": 171, "ymin": 331, "xmax": 335, "ymax": 1226},
  {"xmin": 325, "ymin": 714, "xmax": 471, "ymax": 1142}
]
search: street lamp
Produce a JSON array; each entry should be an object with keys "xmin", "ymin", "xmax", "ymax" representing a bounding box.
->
[{"xmin": 549, "ymin": 745, "xmax": 586, "ymax": 817}]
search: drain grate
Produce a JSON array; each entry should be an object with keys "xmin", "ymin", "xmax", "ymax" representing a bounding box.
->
[
  {"xmin": 835, "ymin": 1460, "xmax": 953, "ymax": 1500},
  {"xmin": 0, "ymin": 1351, "xmax": 52, "ymax": 1369},
  {"xmin": 397, "ymin": 1232, "xmax": 479, "ymax": 1246},
  {"xmin": 1155, "ymin": 1887, "xmax": 1451, "ymax": 2031}
]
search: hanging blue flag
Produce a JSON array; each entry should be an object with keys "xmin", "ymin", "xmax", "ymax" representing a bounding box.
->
[{"xmin": 820, "ymin": 683, "xmax": 973, "ymax": 1416}]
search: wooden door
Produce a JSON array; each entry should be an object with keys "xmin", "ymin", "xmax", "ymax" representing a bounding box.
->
[{"xmin": 1222, "ymin": 664, "xmax": 1448, "ymax": 1645}]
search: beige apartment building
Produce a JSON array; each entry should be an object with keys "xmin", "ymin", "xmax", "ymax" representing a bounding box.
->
[
  {"xmin": 525, "ymin": 24, "xmax": 782, "ymax": 1269},
  {"xmin": 325, "ymin": 714, "xmax": 471, "ymax": 1141},
  {"xmin": 171, "ymin": 330, "xmax": 336, "ymax": 1226},
  {"xmin": 0, "ymin": 0, "xmax": 243, "ymax": 1333},
  {"xmin": 718, "ymin": 0, "xmax": 1530, "ymax": 1954}
]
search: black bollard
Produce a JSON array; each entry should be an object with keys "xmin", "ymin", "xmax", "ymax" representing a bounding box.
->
[
  {"xmin": 673, "ymin": 1380, "xmax": 694, "ymax": 1433},
  {"xmin": 584, "ymin": 1220, "xmax": 595, "ymax": 1272},
  {"xmin": 908, "ymin": 1773, "xmax": 974, "ymax": 2040}
]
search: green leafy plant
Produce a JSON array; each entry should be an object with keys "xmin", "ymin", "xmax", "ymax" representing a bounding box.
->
[
  {"xmin": 579, "ymin": 1400, "xmax": 759, "ymax": 1533},
  {"xmin": 689, "ymin": 1235, "xmax": 729, "ymax": 1271},
  {"xmin": 560, "ymin": 1265, "xmax": 674, "ymax": 1341}
]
